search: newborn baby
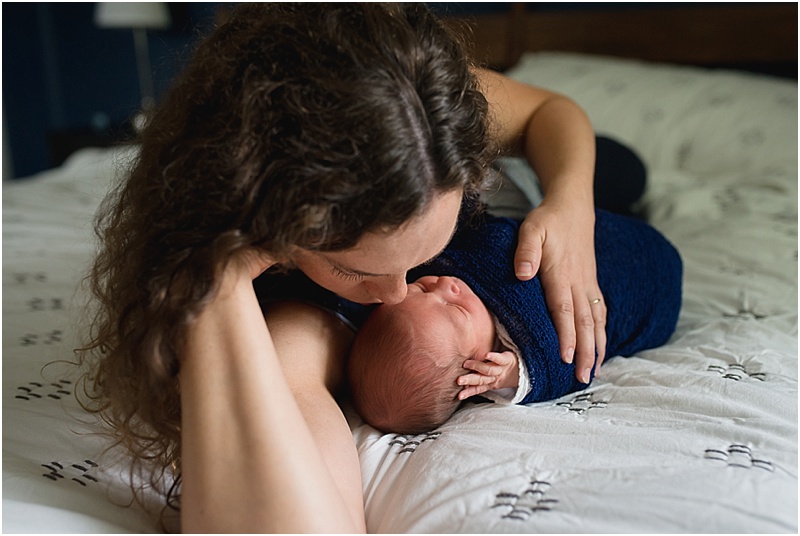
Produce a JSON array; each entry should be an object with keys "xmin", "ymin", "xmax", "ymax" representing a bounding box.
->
[{"xmin": 347, "ymin": 210, "xmax": 683, "ymax": 434}]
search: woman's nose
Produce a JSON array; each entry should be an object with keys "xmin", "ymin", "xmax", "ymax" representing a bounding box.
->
[{"xmin": 365, "ymin": 275, "xmax": 408, "ymax": 305}]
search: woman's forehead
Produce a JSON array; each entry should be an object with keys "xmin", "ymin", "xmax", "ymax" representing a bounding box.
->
[{"xmin": 324, "ymin": 189, "xmax": 462, "ymax": 274}]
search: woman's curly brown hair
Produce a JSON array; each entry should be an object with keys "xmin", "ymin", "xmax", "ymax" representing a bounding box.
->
[{"xmin": 76, "ymin": 2, "xmax": 498, "ymax": 510}]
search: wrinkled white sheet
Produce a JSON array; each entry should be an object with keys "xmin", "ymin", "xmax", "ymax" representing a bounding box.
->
[{"xmin": 3, "ymin": 147, "xmax": 172, "ymax": 533}]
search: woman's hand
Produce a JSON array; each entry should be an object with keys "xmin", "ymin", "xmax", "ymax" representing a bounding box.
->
[
  {"xmin": 456, "ymin": 351, "xmax": 520, "ymax": 400},
  {"xmin": 514, "ymin": 198, "xmax": 606, "ymax": 384},
  {"xmin": 476, "ymin": 68, "xmax": 604, "ymax": 383},
  {"xmin": 215, "ymin": 247, "xmax": 276, "ymax": 298}
]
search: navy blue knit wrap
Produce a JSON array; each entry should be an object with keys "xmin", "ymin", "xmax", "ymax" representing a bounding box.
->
[{"xmin": 410, "ymin": 209, "xmax": 683, "ymax": 404}]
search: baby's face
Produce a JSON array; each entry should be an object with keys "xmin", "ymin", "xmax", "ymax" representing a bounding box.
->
[{"xmin": 403, "ymin": 275, "xmax": 496, "ymax": 362}]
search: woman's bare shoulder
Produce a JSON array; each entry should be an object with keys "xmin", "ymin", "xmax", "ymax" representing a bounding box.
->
[{"xmin": 263, "ymin": 301, "xmax": 355, "ymax": 391}]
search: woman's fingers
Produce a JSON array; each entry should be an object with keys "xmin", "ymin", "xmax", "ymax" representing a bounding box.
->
[
  {"xmin": 591, "ymin": 296, "xmax": 607, "ymax": 372},
  {"xmin": 542, "ymin": 281, "xmax": 578, "ymax": 365},
  {"xmin": 514, "ymin": 219, "xmax": 544, "ymax": 281},
  {"xmin": 541, "ymin": 276, "xmax": 607, "ymax": 384},
  {"xmin": 513, "ymin": 203, "xmax": 608, "ymax": 384},
  {"xmin": 571, "ymin": 291, "xmax": 597, "ymax": 384},
  {"xmin": 224, "ymin": 248, "xmax": 276, "ymax": 281}
]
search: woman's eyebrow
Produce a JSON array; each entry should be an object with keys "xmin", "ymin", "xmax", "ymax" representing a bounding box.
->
[
  {"xmin": 322, "ymin": 223, "xmax": 457, "ymax": 276},
  {"xmin": 322, "ymin": 256, "xmax": 388, "ymax": 277}
]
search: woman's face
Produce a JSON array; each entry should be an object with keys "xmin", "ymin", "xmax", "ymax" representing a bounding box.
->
[{"xmin": 291, "ymin": 189, "xmax": 463, "ymax": 305}]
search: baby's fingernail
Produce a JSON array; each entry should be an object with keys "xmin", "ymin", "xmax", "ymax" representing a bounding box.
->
[
  {"xmin": 581, "ymin": 369, "xmax": 591, "ymax": 384},
  {"xmin": 516, "ymin": 262, "xmax": 533, "ymax": 277},
  {"xmin": 564, "ymin": 347, "xmax": 574, "ymax": 364}
]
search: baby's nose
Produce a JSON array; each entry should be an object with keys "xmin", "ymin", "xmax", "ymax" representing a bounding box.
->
[{"xmin": 436, "ymin": 276, "xmax": 460, "ymax": 295}]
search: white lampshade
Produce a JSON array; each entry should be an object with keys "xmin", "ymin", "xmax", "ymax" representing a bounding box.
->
[{"xmin": 94, "ymin": 2, "xmax": 171, "ymax": 30}]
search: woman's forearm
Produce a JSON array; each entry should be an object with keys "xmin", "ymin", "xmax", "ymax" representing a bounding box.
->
[
  {"xmin": 523, "ymin": 95, "xmax": 596, "ymax": 207},
  {"xmin": 477, "ymin": 68, "xmax": 595, "ymax": 208},
  {"xmin": 179, "ymin": 277, "xmax": 360, "ymax": 533}
]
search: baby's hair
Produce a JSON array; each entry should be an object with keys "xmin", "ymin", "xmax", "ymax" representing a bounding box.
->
[{"xmin": 348, "ymin": 304, "xmax": 465, "ymax": 434}]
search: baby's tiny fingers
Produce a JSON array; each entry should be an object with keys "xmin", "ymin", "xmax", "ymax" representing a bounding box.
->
[
  {"xmin": 485, "ymin": 351, "xmax": 514, "ymax": 365},
  {"xmin": 458, "ymin": 383, "xmax": 492, "ymax": 400},
  {"xmin": 463, "ymin": 359, "xmax": 504, "ymax": 377},
  {"xmin": 457, "ymin": 373, "xmax": 496, "ymax": 386}
]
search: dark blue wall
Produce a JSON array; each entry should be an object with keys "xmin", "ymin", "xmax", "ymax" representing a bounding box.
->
[
  {"xmin": 2, "ymin": 2, "xmax": 221, "ymax": 178},
  {"xmin": 2, "ymin": 2, "xmax": 555, "ymax": 178},
  {"xmin": 2, "ymin": 2, "xmax": 790, "ymax": 179}
]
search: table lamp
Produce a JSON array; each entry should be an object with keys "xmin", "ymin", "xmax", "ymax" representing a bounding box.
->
[{"xmin": 94, "ymin": 2, "xmax": 171, "ymax": 111}]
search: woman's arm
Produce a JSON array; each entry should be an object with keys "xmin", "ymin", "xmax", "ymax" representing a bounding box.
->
[
  {"xmin": 179, "ymin": 257, "xmax": 364, "ymax": 533},
  {"xmin": 476, "ymin": 68, "xmax": 606, "ymax": 383},
  {"xmin": 263, "ymin": 300, "xmax": 366, "ymax": 531}
]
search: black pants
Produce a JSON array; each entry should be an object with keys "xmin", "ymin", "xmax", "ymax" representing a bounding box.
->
[{"xmin": 594, "ymin": 136, "xmax": 647, "ymax": 217}]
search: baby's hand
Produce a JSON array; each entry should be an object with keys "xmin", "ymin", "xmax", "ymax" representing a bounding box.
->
[{"xmin": 456, "ymin": 351, "xmax": 519, "ymax": 400}]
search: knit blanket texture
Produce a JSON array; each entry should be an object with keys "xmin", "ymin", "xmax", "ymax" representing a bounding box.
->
[{"xmin": 410, "ymin": 209, "xmax": 683, "ymax": 404}]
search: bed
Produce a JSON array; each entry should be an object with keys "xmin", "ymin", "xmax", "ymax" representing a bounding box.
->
[{"xmin": 3, "ymin": 7, "xmax": 797, "ymax": 534}]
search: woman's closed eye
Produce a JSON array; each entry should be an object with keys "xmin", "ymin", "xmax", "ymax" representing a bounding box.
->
[{"xmin": 330, "ymin": 265, "xmax": 364, "ymax": 281}]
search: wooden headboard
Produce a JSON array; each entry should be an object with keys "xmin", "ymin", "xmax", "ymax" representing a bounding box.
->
[{"xmin": 443, "ymin": 3, "xmax": 797, "ymax": 76}]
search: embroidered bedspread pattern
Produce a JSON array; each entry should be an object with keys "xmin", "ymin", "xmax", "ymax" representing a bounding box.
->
[
  {"xmin": 349, "ymin": 53, "xmax": 798, "ymax": 533},
  {"xmin": 2, "ymin": 148, "xmax": 166, "ymax": 533}
]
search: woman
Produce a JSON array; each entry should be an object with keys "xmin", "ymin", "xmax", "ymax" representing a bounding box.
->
[{"xmin": 80, "ymin": 4, "xmax": 607, "ymax": 532}]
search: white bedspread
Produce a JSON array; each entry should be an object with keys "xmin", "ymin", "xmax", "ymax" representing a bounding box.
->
[
  {"xmin": 2, "ymin": 52, "xmax": 797, "ymax": 533},
  {"xmin": 3, "ymin": 147, "xmax": 170, "ymax": 532}
]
